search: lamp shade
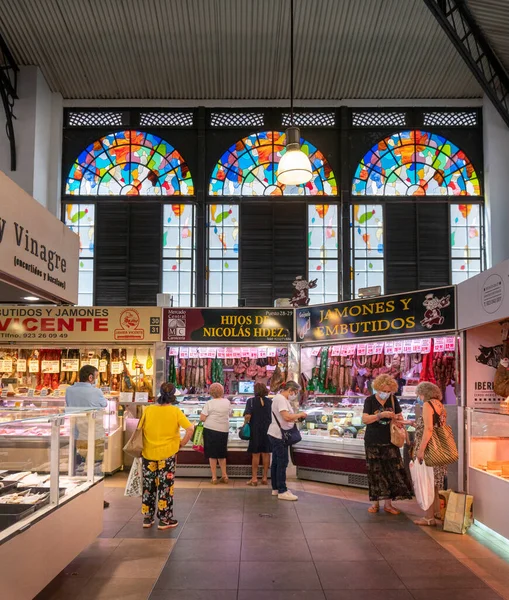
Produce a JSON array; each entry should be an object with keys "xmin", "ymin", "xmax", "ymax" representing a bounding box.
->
[{"xmin": 277, "ymin": 126, "xmax": 313, "ymax": 186}]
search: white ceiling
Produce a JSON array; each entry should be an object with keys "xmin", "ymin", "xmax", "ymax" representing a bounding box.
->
[{"xmin": 0, "ymin": 0, "xmax": 488, "ymax": 100}]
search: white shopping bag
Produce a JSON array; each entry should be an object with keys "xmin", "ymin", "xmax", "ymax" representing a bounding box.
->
[
  {"xmin": 409, "ymin": 459, "xmax": 435, "ymax": 511},
  {"xmin": 124, "ymin": 457, "xmax": 143, "ymax": 497}
]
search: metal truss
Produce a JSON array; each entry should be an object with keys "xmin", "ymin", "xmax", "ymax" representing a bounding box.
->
[
  {"xmin": 424, "ymin": 0, "xmax": 509, "ymax": 127},
  {"xmin": 0, "ymin": 34, "xmax": 18, "ymax": 171}
]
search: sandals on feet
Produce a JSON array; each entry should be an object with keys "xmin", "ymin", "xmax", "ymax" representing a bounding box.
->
[
  {"xmin": 261, "ymin": 479, "xmax": 268, "ymax": 486},
  {"xmin": 384, "ymin": 506, "xmax": 401, "ymax": 515},
  {"xmin": 246, "ymin": 480, "xmax": 258, "ymax": 487},
  {"xmin": 414, "ymin": 517, "xmax": 436, "ymax": 526},
  {"xmin": 368, "ymin": 505, "xmax": 380, "ymax": 513},
  {"xmin": 211, "ymin": 478, "xmax": 218, "ymax": 485},
  {"xmin": 220, "ymin": 477, "xmax": 229, "ymax": 484}
]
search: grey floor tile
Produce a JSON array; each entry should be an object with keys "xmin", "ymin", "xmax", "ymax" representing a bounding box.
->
[
  {"xmin": 239, "ymin": 561, "xmax": 322, "ymax": 590},
  {"xmin": 296, "ymin": 510, "xmax": 357, "ymax": 524},
  {"xmin": 170, "ymin": 538, "xmax": 241, "ymax": 561},
  {"xmin": 390, "ymin": 559, "xmax": 489, "ymax": 590},
  {"xmin": 154, "ymin": 560, "xmax": 240, "ymax": 590},
  {"xmin": 150, "ymin": 592, "xmax": 238, "ymax": 600},
  {"xmin": 307, "ymin": 537, "xmax": 384, "ymax": 562},
  {"xmin": 241, "ymin": 537, "xmax": 312, "ymax": 561},
  {"xmin": 243, "ymin": 509, "xmax": 300, "ymax": 522},
  {"xmin": 301, "ymin": 521, "xmax": 365, "ymax": 540},
  {"xmin": 115, "ymin": 521, "xmax": 183, "ymax": 539},
  {"xmin": 373, "ymin": 537, "xmax": 457, "ymax": 561},
  {"xmin": 187, "ymin": 508, "xmax": 244, "ymax": 522},
  {"xmin": 324, "ymin": 592, "xmax": 413, "ymax": 600},
  {"xmin": 242, "ymin": 520, "xmax": 305, "ymax": 540},
  {"xmin": 409, "ymin": 590, "xmax": 503, "ymax": 600},
  {"xmin": 98, "ymin": 521, "xmax": 126, "ymax": 539},
  {"xmin": 238, "ymin": 592, "xmax": 326, "ymax": 600},
  {"xmin": 180, "ymin": 521, "xmax": 243, "ymax": 540},
  {"xmin": 359, "ymin": 522, "xmax": 428, "ymax": 540},
  {"xmin": 315, "ymin": 561, "xmax": 406, "ymax": 590}
]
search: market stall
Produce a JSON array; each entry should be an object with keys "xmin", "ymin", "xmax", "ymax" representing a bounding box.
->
[
  {"xmin": 155, "ymin": 307, "xmax": 296, "ymax": 477},
  {"xmin": 458, "ymin": 259, "xmax": 509, "ymax": 540},
  {"xmin": 294, "ymin": 286, "xmax": 458, "ymax": 488},
  {"xmin": 0, "ymin": 306, "xmax": 161, "ymax": 474}
]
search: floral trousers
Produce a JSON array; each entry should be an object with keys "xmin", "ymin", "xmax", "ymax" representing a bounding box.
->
[{"xmin": 141, "ymin": 456, "xmax": 176, "ymax": 522}]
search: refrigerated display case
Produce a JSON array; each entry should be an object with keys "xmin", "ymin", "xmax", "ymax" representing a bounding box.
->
[{"xmin": 0, "ymin": 408, "xmax": 105, "ymax": 600}]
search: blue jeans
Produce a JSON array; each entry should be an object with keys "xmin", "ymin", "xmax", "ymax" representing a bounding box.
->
[{"xmin": 269, "ymin": 435, "xmax": 289, "ymax": 494}]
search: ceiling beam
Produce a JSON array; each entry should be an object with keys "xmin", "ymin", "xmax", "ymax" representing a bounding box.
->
[
  {"xmin": 0, "ymin": 34, "xmax": 18, "ymax": 171},
  {"xmin": 424, "ymin": 0, "xmax": 509, "ymax": 127}
]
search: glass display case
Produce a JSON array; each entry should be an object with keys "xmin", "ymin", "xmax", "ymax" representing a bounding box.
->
[
  {"xmin": 0, "ymin": 408, "xmax": 104, "ymax": 541},
  {"xmin": 293, "ymin": 396, "xmax": 417, "ymax": 488},
  {"xmin": 467, "ymin": 407, "xmax": 509, "ymax": 540}
]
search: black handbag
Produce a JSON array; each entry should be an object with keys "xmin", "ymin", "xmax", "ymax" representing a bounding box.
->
[{"xmin": 272, "ymin": 410, "xmax": 302, "ymax": 446}]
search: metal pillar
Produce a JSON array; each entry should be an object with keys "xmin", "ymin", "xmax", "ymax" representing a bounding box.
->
[{"xmin": 0, "ymin": 34, "xmax": 18, "ymax": 171}]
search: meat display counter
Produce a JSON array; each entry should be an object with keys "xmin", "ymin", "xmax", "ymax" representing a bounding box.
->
[
  {"xmin": 0, "ymin": 408, "xmax": 105, "ymax": 600},
  {"xmin": 293, "ymin": 396, "xmax": 417, "ymax": 488}
]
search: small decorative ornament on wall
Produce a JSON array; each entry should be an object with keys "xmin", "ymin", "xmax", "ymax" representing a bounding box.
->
[{"xmin": 290, "ymin": 276, "xmax": 318, "ymax": 307}]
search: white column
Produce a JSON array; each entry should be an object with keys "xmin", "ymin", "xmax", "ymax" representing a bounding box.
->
[
  {"xmin": 483, "ymin": 97, "xmax": 509, "ymax": 267},
  {"xmin": 0, "ymin": 66, "xmax": 62, "ymax": 216}
]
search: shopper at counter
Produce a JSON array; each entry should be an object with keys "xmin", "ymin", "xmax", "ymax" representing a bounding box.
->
[
  {"xmin": 139, "ymin": 383, "xmax": 194, "ymax": 529},
  {"xmin": 413, "ymin": 381, "xmax": 449, "ymax": 527},
  {"xmin": 244, "ymin": 382, "xmax": 272, "ymax": 486},
  {"xmin": 200, "ymin": 382, "xmax": 231, "ymax": 484},
  {"xmin": 362, "ymin": 374, "xmax": 413, "ymax": 514},
  {"xmin": 268, "ymin": 381, "xmax": 307, "ymax": 501}
]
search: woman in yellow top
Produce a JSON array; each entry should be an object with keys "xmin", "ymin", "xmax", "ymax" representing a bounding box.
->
[{"xmin": 139, "ymin": 383, "xmax": 194, "ymax": 530}]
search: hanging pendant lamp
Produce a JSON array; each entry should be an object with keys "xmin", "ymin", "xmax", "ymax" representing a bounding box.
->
[{"xmin": 277, "ymin": 0, "xmax": 313, "ymax": 186}]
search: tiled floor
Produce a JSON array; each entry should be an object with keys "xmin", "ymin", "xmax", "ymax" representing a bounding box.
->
[{"xmin": 35, "ymin": 472, "xmax": 509, "ymax": 600}]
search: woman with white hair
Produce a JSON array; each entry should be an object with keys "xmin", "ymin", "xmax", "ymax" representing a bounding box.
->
[
  {"xmin": 413, "ymin": 381, "xmax": 449, "ymax": 526},
  {"xmin": 200, "ymin": 383, "xmax": 231, "ymax": 484}
]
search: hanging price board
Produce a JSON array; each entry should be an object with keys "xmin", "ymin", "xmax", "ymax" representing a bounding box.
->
[
  {"xmin": 168, "ymin": 347, "xmax": 179, "ymax": 357},
  {"xmin": 111, "ymin": 361, "xmax": 122, "ymax": 375},
  {"xmin": 81, "ymin": 358, "xmax": 99, "ymax": 369},
  {"xmin": 189, "ymin": 347, "xmax": 198, "ymax": 358},
  {"xmin": 198, "ymin": 347, "xmax": 208, "ymax": 358},
  {"xmin": 231, "ymin": 348, "xmax": 241, "ymax": 358},
  {"xmin": 225, "ymin": 348, "xmax": 234, "ymax": 359},
  {"xmin": 339, "ymin": 345, "xmax": 349, "ymax": 356},
  {"xmin": 402, "ymin": 339, "xmax": 413, "ymax": 354},
  {"xmin": 28, "ymin": 360, "xmax": 40, "ymax": 373},
  {"xmin": 411, "ymin": 339, "xmax": 423, "ymax": 353},
  {"xmin": 373, "ymin": 342, "xmax": 384, "ymax": 355},
  {"xmin": 61, "ymin": 359, "xmax": 80, "ymax": 372},
  {"xmin": 249, "ymin": 348, "xmax": 258, "ymax": 359},
  {"xmin": 310, "ymin": 347, "xmax": 321, "ymax": 357},
  {"xmin": 267, "ymin": 347, "xmax": 277, "ymax": 357},
  {"xmin": 41, "ymin": 361, "xmax": 60, "ymax": 373},
  {"xmin": 445, "ymin": 336, "xmax": 456, "ymax": 351},
  {"xmin": 331, "ymin": 346, "xmax": 341, "ymax": 356},
  {"xmin": 207, "ymin": 348, "xmax": 217, "ymax": 358},
  {"xmin": 393, "ymin": 340, "xmax": 403, "ymax": 354},
  {"xmin": 257, "ymin": 348, "xmax": 267, "ymax": 359},
  {"xmin": 420, "ymin": 338, "xmax": 432, "ymax": 354},
  {"xmin": 0, "ymin": 360, "xmax": 13, "ymax": 372},
  {"xmin": 434, "ymin": 337, "xmax": 445, "ymax": 352},
  {"xmin": 357, "ymin": 344, "xmax": 367, "ymax": 356},
  {"xmin": 99, "ymin": 360, "xmax": 108, "ymax": 373},
  {"xmin": 217, "ymin": 348, "xmax": 226, "ymax": 359},
  {"xmin": 16, "ymin": 359, "xmax": 27, "ymax": 373},
  {"xmin": 384, "ymin": 341, "xmax": 395, "ymax": 355},
  {"xmin": 179, "ymin": 347, "xmax": 189, "ymax": 359},
  {"xmin": 366, "ymin": 343, "xmax": 375, "ymax": 356}
]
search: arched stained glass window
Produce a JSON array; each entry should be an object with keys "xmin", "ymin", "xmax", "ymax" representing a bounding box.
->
[
  {"xmin": 209, "ymin": 130, "xmax": 337, "ymax": 196},
  {"xmin": 352, "ymin": 130, "xmax": 480, "ymax": 196},
  {"xmin": 66, "ymin": 130, "xmax": 194, "ymax": 196}
]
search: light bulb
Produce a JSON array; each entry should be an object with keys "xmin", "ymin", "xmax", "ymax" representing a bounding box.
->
[{"xmin": 276, "ymin": 126, "xmax": 313, "ymax": 186}]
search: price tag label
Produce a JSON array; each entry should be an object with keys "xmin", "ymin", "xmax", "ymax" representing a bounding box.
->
[
  {"xmin": 27, "ymin": 388, "xmax": 35, "ymax": 398},
  {"xmin": 373, "ymin": 342, "xmax": 384, "ymax": 355},
  {"xmin": 402, "ymin": 339, "xmax": 413, "ymax": 354},
  {"xmin": 310, "ymin": 347, "xmax": 321, "ymax": 357},
  {"xmin": 225, "ymin": 348, "xmax": 234, "ymax": 359},
  {"xmin": 249, "ymin": 348, "xmax": 258, "ymax": 359},
  {"xmin": 101, "ymin": 386, "xmax": 111, "ymax": 394},
  {"xmin": 168, "ymin": 347, "xmax": 179, "ymax": 357},
  {"xmin": 241, "ymin": 348, "xmax": 250, "ymax": 358},
  {"xmin": 16, "ymin": 359, "xmax": 27, "ymax": 372},
  {"xmin": 198, "ymin": 347, "xmax": 208, "ymax": 358},
  {"xmin": 179, "ymin": 347, "xmax": 189, "ymax": 359},
  {"xmin": 111, "ymin": 362, "xmax": 122, "ymax": 374},
  {"xmin": 99, "ymin": 360, "xmax": 108, "ymax": 373},
  {"xmin": 393, "ymin": 340, "xmax": 403, "ymax": 354},
  {"xmin": 257, "ymin": 348, "xmax": 267, "ymax": 359},
  {"xmin": 339, "ymin": 345, "xmax": 349, "ymax": 356},
  {"xmin": 0, "ymin": 360, "xmax": 13, "ymax": 372},
  {"xmin": 232, "ymin": 348, "xmax": 242, "ymax": 358},
  {"xmin": 217, "ymin": 348, "xmax": 226, "ymax": 359},
  {"xmin": 411, "ymin": 339, "xmax": 423, "ymax": 353},
  {"xmin": 189, "ymin": 347, "xmax": 198, "ymax": 358},
  {"xmin": 41, "ymin": 360, "xmax": 60, "ymax": 373},
  {"xmin": 40, "ymin": 389, "xmax": 48, "ymax": 397},
  {"xmin": 445, "ymin": 336, "xmax": 456, "ymax": 352},
  {"xmin": 29, "ymin": 360, "xmax": 40, "ymax": 373},
  {"xmin": 357, "ymin": 344, "xmax": 367, "ymax": 356},
  {"xmin": 119, "ymin": 391, "xmax": 134, "ymax": 403},
  {"xmin": 51, "ymin": 389, "xmax": 62, "ymax": 397},
  {"xmin": 420, "ymin": 338, "xmax": 432, "ymax": 354},
  {"xmin": 135, "ymin": 392, "xmax": 149, "ymax": 403},
  {"xmin": 267, "ymin": 347, "xmax": 277, "ymax": 357},
  {"xmin": 331, "ymin": 345, "xmax": 341, "ymax": 356},
  {"xmin": 434, "ymin": 337, "xmax": 445, "ymax": 352},
  {"xmin": 366, "ymin": 343, "xmax": 376, "ymax": 356},
  {"xmin": 61, "ymin": 358, "xmax": 80, "ymax": 372},
  {"xmin": 384, "ymin": 341, "xmax": 395, "ymax": 355},
  {"xmin": 1, "ymin": 388, "xmax": 7, "ymax": 398},
  {"xmin": 81, "ymin": 358, "xmax": 99, "ymax": 369}
]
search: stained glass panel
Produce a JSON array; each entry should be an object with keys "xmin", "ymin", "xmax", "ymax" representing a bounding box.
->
[
  {"xmin": 65, "ymin": 203, "xmax": 95, "ymax": 306},
  {"xmin": 209, "ymin": 131, "xmax": 337, "ymax": 196},
  {"xmin": 162, "ymin": 204, "xmax": 196, "ymax": 306},
  {"xmin": 207, "ymin": 205, "xmax": 239, "ymax": 306},
  {"xmin": 450, "ymin": 204, "xmax": 483, "ymax": 284},
  {"xmin": 352, "ymin": 130, "xmax": 480, "ymax": 197},
  {"xmin": 66, "ymin": 130, "xmax": 194, "ymax": 196},
  {"xmin": 308, "ymin": 205, "xmax": 339, "ymax": 304},
  {"xmin": 351, "ymin": 205, "xmax": 384, "ymax": 298}
]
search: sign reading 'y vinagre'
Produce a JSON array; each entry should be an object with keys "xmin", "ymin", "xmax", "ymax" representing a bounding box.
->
[{"xmin": 296, "ymin": 286, "xmax": 456, "ymax": 342}]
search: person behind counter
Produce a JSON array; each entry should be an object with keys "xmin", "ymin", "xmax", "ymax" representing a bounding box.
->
[
  {"xmin": 138, "ymin": 382, "xmax": 194, "ymax": 529},
  {"xmin": 413, "ymin": 381, "xmax": 451, "ymax": 527},
  {"xmin": 268, "ymin": 380, "xmax": 307, "ymax": 501},
  {"xmin": 200, "ymin": 382, "xmax": 231, "ymax": 484},
  {"xmin": 244, "ymin": 382, "xmax": 272, "ymax": 486},
  {"xmin": 362, "ymin": 374, "xmax": 413, "ymax": 514},
  {"xmin": 65, "ymin": 365, "xmax": 109, "ymax": 508}
]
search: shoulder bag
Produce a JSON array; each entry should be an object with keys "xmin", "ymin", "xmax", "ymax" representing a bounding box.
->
[
  {"xmin": 424, "ymin": 402, "xmax": 459, "ymax": 467},
  {"xmin": 123, "ymin": 428, "xmax": 143, "ymax": 458},
  {"xmin": 390, "ymin": 396, "xmax": 406, "ymax": 448},
  {"xmin": 272, "ymin": 410, "xmax": 302, "ymax": 447}
]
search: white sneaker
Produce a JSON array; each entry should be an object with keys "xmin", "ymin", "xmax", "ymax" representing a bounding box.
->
[
  {"xmin": 278, "ymin": 490, "xmax": 298, "ymax": 501},
  {"xmin": 272, "ymin": 490, "xmax": 279, "ymax": 496}
]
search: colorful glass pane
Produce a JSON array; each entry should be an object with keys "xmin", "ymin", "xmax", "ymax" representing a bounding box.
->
[
  {"xmin": 207, "ymin": 205, "xmax": 239, "ymax": 306},
  {"xmin": 65, "ymin": 203, "xmax": 95, "ymax": 306},
  {"xmin": 308, "ymin": 205, "xmax": 339, "ymax": 304},
  {"xmin": 162, "ymin": 204, "xmax": 196, "ymax": 306},
  {"xmin": 351, "ymin": 204, "xmax": 384, "ymax": 298},
  {"xmin": 209, "ymin": 131, "xmax": 337, "ymax": 196},
  {"xmin": 352, "ymin": 130, "xmax": 480, "ymax": 197},
  {"xmin": 66, "ymin": 130, "xmax": 194, "ymax": 196},
  {"xmin": 450, "ymin": 204, "xmax": 482, "ymax": 284}
]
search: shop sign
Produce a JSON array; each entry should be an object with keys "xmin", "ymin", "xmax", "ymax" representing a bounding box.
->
[
  {"xmin": 0, "ymin": 306, "xmax": 161, "ymax": 342},
  {"xmin": 296, "ymin": 287, "xmax": 456, "ymax": 343},
  {"xmin": 162, "ymin": 308, "xmax": 294, "ymax": 343},
  {"xmin": 0, "ymin": 172, "xmax": 79, "ymax": 304}
]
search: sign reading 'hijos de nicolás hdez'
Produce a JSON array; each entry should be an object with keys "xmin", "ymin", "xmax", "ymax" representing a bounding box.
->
[
  {"xmin": 296, "ymin": 286, "xmax": 456, "ymax": 342},
  {"xmin": 162, "ymin": 308, "xmax": 294, "ymax": 342}
]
